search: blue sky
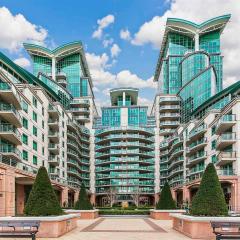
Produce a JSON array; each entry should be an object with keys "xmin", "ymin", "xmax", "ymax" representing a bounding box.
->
[{"xmin": 0, "ymin": 0, "xmax": 239, "ymax": 110}]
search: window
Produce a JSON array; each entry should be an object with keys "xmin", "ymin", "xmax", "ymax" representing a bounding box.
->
[
  {"xmin": 42, "ymin": 120, "xmax": 44, "ymax": 129},
  {"xmin": 33, "ymin": 141, "xmax": 37, "ymax": 151},
  {"xmin": 22, "ymin": 118, "xmax": 28, "ymax": 129},
  {"xmin": 42, "ymin": 133, "xmax": 44, "ymax": 141},
  {"xmin": 32, "ymin": 111, "xmax": 37, "ymax": 122},
  {"xmin": 33, "ymin": 126, "xmax": 37, "ymax": 137},
  {"xmin": 22, "ymin": 101, "xmax": 28, "ymax": 113},
  {"xmin": 212, "ymin": 154, "xmax": 217, "ymax": 163},
  {"xmin": 211, "ymin": 140, "xmax": 216, "ymax": 150},
  {"xmin": 33, "ymin": 96, "xmax": 37, "ymax": 108},
  {"xmin": 212, "ymin": 126, "xmax": 216, "ymax": 135},
  {"xmin": 42, "ymin": 107, "xmax": 44, "ymax": 116},
  {"xmin": 42, "ymin": 147, "xmax": 44, "ymax": 156},
  {"xmin": 22, "ymin": 134, "xmax": 28, "ymax": 145},
  {"xmin": 22, "ymin": 150, "xmax": 28, "ymax": 161},
  {"xmin": 33, "ymin": 155, "xmax": 37, "ymax": 165}
]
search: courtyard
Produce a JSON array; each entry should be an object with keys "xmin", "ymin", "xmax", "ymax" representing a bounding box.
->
[{"xmin": 0, "ymin": 217, "xmax": 206, "ymax": 240}]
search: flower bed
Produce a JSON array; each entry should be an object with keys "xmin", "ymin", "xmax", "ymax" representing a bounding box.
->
[
  {"xmin": 0, "ymin": 214, "xmax": 79, "ymax": 238},
  {"xmin": 64, "ymin": 209, "xmax": 99, "ymax": 219},
  {"xmin": 150, "ymin": 209, "xmax": 185, "ymax": 220},
  {"xmin": 171, "ymin": 213, "xmax": 240, "ymax": 239}
]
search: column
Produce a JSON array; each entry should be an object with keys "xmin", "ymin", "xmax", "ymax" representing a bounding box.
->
[
  {"xmin": 0, "ymin": 167, "xmax": 15, "ymax": 216},
  {"xmin": 195, "ymin": 32, "xmax": 199, "ymax": 51},
  {"xmin": 16, "ymin": 184, "xmax": 25, "ymax": 215},
  {"xmin": 123, "ymin": 91, "xmax": 126, "ymax": 106},
  {"xmin": 61, "ymin": 187, "xmax": 68, "ymax": 208},
  {"xmin": 52, "ymin": 57, "xmax": 56, "ymax": 80}
]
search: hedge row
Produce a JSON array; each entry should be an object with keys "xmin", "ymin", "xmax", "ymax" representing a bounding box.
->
[{"xmin": 99, "ymin": 209, "xmax": 150, "ymax": 215}]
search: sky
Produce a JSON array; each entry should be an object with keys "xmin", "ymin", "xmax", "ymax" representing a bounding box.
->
[{"xmin": 0, "ymin": 0, "xmax": 239, "ymax": 112}]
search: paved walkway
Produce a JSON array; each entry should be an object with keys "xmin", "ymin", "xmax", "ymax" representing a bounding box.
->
[{"xmin": 0, "ymin": 217, "xmax": 209, "ymax": 240}]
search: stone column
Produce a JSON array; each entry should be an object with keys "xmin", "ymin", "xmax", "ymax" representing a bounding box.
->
[
  {"xmin": 16, "ymin": 184, "xmax": 25, "ymax": 215},
  {"xmin": 61, "ymin": 187, "xmax": 68, "ymax": 208},
  {"xmin": 0, "ymin": 167, "xmax": 15, "ymax": 216},
  {"xmin": 74, "ymin": 190, "xmax": 79, "ymax": 204}
]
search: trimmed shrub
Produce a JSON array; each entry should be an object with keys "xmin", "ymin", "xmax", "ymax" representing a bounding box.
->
[
  {"xmin": 24, "ymin": 166, "xmax": 63, "ymax": 216},
  {"xmin": 156, "ymin": 182, "xmax": 176, "ymax": 209},
  {"xmin": 190, "ymin": 163, "xmax": 228, "ymax": 216},
  {"xmin": 74, "ymin": 182, "xmax": 93, "ymax": 210}
]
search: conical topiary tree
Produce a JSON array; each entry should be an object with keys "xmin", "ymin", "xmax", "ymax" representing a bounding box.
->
[
  {"xmin": 156, "ymin": 182, "xmax": 176, "ymax": 209},
  {"xmin": 74, "ymin": 182, "xmax": 93, "ymax": 210},
  {"xmin": 190, "ymin": 163, "xmax": 228, "ymax": 216},
  {"xmin": 24, "ymin": 166, "xmax": 63, "ymax": 216}
]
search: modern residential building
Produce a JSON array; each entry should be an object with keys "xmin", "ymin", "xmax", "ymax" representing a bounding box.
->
[
  {"xmin": 1, "ymin": 13, "xmax": 240, "ymax": 214},
  {"xmin": 94, "ymin": 88, "xmax": 156, "ymax": 206},
  {"xmin": 152, "ymin": 14, "xmax": 240, "ymax": 211}
]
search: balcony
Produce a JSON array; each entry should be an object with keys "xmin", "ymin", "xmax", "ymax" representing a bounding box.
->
[
  {"xmin": 159, "ymin": 97, "xmax": 180, "ymax": 105},
  {"xmin": 217, "ymin": 169, "xmax": 235, "ymax": 176},
  {"xmin": 0, "ymin": 123, "xmax": 21, "ymax": 145},
  {"xmin": 160, "ymin": 141, "xmax": 168, "ymax": 149},
  {"xmin": 48, "ymin": 118, "xmax": 59, "ymax": 130},
  {"xmin": 0, "ymin": 103, "xmax": 21, "ymax": 127},
  {"xmin": 159, "ymin": 121, "xmax": 180, "ymax": 128},
  {"xmin": 169, "ymin": 147, "xmax": 184, "ymax": 161},
  {"xmin": 70, "ymin": 107, "xmax": 90, "ymax": 114},
  {"xmin": 48, "ymin": 143, "xmax": 59, "ymax": 154},
  {"xmin": 49, "ymin": 168, "xmax": 58, "ymax": 177},
  {"xmin": 48, "ymin": 105, "xmax": 59, "ymax": 118},
  {"xmin": 159, "ymin": 105, "xmax": 180, "ymax": 112},
  {"xmin": 0, "ymin": 144, "xmax": 21, "ymax": 161},
  {"xmin": 216, "ymin": 114, "xmax": 236, "ymax": 134},
  {"xmin": 159, "ymin": 128, "xmax": 175, "ymax": 136},
  {"xmin": 159, "ymin": 149, "xmax": 169, "ymax": 157},
  {"xmin": 48, "ymin": 156, "xmax": 60, "ymax": 166},
  {"xmin": 0, "ymin": 82, "xmax": 21, "ymax": 109},
  {"xmin": 159, "ymin": 112, "xmax": 180, "ymax": 120},
  {"xmin": 216, "ymin": 151, "xmax": 236, "ymax": 166},
  {"xmin": 70, "ymin": 99, "xmax": 90, "ymax": 106},
  {"xmin": 56, "ymin": 72, "xmax": 67, "ymax": 87},
  {"xmin": 48, "ymin": 130, "xmax": 59, "ymax": 143},
  {"xmin": 187, "ymin": 124, "xmax": 207, "ymax": 141},
  {"xmin": 216, "ymin": 133, "xmax": 236, "ymax": 149},
  {"xmin": 187, "ymin": 138, "xmax": 207, "ymax": 154},
  {"xmin": 187, "ymin": 151, "xmax": 207, "ymax": 167},
  {"xmin": 74, "ymin": 115, "xmax": 89, "ymax": 122}
]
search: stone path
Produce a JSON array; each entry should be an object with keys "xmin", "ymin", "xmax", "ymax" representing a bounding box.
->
[{"xmin": 0, "ymin": 217, "xmax": 210, "ymax": 240}]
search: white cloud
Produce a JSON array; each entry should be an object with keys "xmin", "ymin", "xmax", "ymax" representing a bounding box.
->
[
  {"xmin": 131, "ymin": 0, "xmax": 240, "ymax": 86},
  {"xmin": 86, "ymin": 52, "xmax": 156, "ymax": 90},
  {"xmin": 110, "ymin": 44, "xmax": 121, "ymax": 58},
  {"xmin": 92, "ymin": 14, "xmax": 115, "ymax": 39},
  {"xmin": 116, "ymin": 71, "xmax": 155, "ymax": 89},
  {"xmin": 103, "ymin": 38, "xmax": 114, "ymax": 48},
  {"xmin": 120, "ymin": 29, "xmax": 131, "ymax": 41},
  {"xmin": 0, "ymin": 7, "xmax": 47, "ymax": 51},
  {"xmin": 14, "ymin": 57, "xmax": 31, "ymax": 68}
]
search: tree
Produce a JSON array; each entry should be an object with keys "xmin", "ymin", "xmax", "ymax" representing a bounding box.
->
[
  {"xmin": 190, "ymin": 163, "xmax": 228, "ymax": 216},
  {"xmin": 74, "ymin": 182, "xmax": 93, "ymax": 210},
  {"xmin": 24, "ymin": 166, "xmax": 63, "ymax": 216},
  {"xmin": 131, "ymin": 186, "xmax": 141, "ymax": 207},
  {"xmin": 105, "ymin": 186, "xmax": 117, "ymax": 207},
  {"xmin": 156, "ymin": 182, "xmax": 176, "ymax": 209}
]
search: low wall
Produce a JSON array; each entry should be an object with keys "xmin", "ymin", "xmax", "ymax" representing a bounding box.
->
[
  {"xmin": 0, "ymin": 214, "xmax": 79, "ymax": 238},
  {"xmin": 150, "ymin": 209, "xmax": 185, "ymax": 220},
  {"xmin": 65, "ymin": 209, "xmax": 99, "ymax": 219},
  {"xmin": 171, "ymin": 213, "xmax": 240, "ymax": 239}
]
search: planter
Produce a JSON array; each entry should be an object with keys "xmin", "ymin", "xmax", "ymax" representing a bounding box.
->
[
  {"xmin": 171, "ymin": 213, "xmax": 240, "ymax": 239},
  {"xmin": 0, "ymin": 214, "xmax": 79, "ymax": 238},
  {"xmin": 150, "ymin": 209, "xmax": 185, "ymax": 220},
  {"xmin": 65, "ymin": 209, "xmax": 99, "ymax": 219}
]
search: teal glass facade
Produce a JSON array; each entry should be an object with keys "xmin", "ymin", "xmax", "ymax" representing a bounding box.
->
[
  {"xmin": 95, "ymin": 89, "xmax": 155, "ymax": 206},
  {"xmin": 156, "ymin": 16, "xmax": 230, "ymax": 123},
  {"xmin": 24, "ymin": 42, "xmax": 90, "ymax": 98}
]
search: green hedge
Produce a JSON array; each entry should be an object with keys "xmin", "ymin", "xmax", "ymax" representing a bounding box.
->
[{"xmin": 99, "ymin": 209, "xmax": 150, "ymax": 215}]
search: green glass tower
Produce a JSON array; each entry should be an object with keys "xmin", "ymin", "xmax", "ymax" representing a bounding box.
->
[
  {"xmin": 154, "ymin": 15, "xmax": 231, "ymax": 122},
  {"xmin": 23, "ymin": 42, "xmax": 93, "ymax": 98},
  {"xmin": 94, "ymin": 88, "xmax": 156, "ymax": 206}
]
